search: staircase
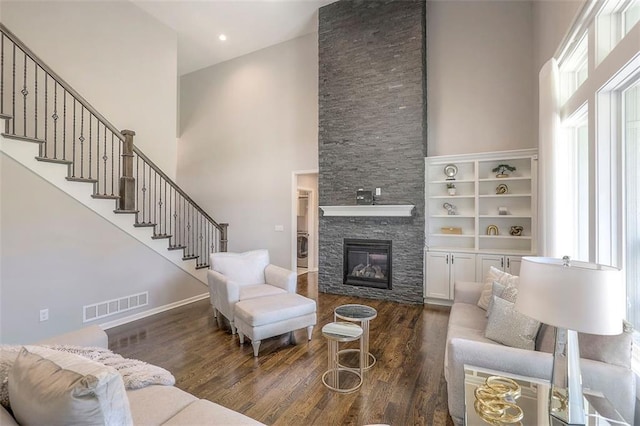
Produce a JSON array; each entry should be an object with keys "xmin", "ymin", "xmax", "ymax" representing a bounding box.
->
[{"xmin": 0, "ymin": 23, "xmax": 227, "ymax": 283}]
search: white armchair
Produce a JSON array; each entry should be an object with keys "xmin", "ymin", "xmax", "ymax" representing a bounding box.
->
[{"xmin": 207, "ymin": 249, "xmax": 297, "ymax": 334}]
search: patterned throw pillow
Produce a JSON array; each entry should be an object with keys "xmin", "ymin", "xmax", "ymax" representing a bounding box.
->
[
  {"xmin": 477, "ymin": 266, "xmax": 519, "ymax": 310},
  {"xmin": 486, "ymin": 281, "xmax": 519, "ymax": 317},
  {"xmin": 485, "ymin": 296, "xmax": 541, "ymax": 350}
]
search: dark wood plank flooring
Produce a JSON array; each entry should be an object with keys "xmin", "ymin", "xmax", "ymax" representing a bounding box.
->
[{"xmin": 107, "ymin": 273, "xmax": 453, "ymax": 425}]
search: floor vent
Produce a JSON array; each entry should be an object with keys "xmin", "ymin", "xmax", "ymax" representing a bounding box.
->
[{"xmin": 83, "ymin": 291, "xmax": 149, "ymax": 323}]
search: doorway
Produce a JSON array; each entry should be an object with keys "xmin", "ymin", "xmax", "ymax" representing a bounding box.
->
[{"xmin": 292, "ymin": 171, "xmax": 318, "ymax": 274}]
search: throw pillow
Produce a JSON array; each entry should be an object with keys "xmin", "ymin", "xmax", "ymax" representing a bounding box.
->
[
  {"xmin": 0, "ymin": 346, "xmax": 21, "ymax": 410},
  {"xmin": 485, "ymin": 281, "xmax": 519, "ymax": 317},
  {"xmin": 477, "ymin": 266, "xmax": 519, "ymax": 310},
  {"xmin": 9, "ymin": 346, "xmax": 133, "ymax": 426},
  {"xmin": 485, "ymin": 296, "xmax": 541, "ymax": 350}
]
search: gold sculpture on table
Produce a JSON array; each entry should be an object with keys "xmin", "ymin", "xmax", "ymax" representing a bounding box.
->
[{"xmin": 474, "ymin": 376, "xmax": 524, "ymax": 425}]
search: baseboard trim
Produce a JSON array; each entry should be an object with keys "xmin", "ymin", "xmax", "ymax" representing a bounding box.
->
[{"xmin": 99, "ymin": 293, "xmax": 210, "ymax": 330}]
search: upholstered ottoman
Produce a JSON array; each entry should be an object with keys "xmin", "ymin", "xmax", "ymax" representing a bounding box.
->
[{"xmin": 234, "ymin": 293, "xmax": 317, "ymax": 357}]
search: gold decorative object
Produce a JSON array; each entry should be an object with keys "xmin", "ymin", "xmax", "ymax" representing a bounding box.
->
[
  {"xmin": 509, "ymin": 226, "xmax": 524, "ymax": 236},
  {"xmin": 474, "ymin": 376, "xmax": 523, "ymax": 425},
  {"xmin": 496, "ymin": 184, "xmax": 508, "ymax": 194},
  {"xmin": 441, "ymin": 227, "xmax": 462, "ymax": 234},
  {"xmin": 486, "ymin": 225, "xmax": 499, "ymax": 235}
]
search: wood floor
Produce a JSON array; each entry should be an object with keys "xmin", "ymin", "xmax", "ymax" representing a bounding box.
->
[{"xmin": 107, "ymin": 273, "xmax": 454, "ymax": 426}]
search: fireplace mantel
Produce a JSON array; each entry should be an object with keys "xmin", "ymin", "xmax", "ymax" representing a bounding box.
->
[{"xmin": 320, "ymin": 205, "xmax": 414, "ymax": 217}]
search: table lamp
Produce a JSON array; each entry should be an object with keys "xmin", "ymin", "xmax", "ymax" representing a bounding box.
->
[{"xmin": 515, "ymin": 256, "xmax": 623, "ymax": 425}]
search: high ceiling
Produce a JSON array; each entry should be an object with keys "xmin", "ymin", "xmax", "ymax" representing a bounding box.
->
[{"xmin": 132, "ymin": 0, "xmax": 337, "ymax": 76}]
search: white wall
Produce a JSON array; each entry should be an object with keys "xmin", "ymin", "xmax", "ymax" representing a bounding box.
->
[
  {"xmin": 0, "ymin": 154, "xmax": 206, "ymax": 344},
  {"xmin": 1, "ymin": 1, "xmax": 179, "ymax": 178},
  {"xmin": 426, "ymin": 0, "xmax": 535, "ymax": 156},
  {"xmin": 178, "ymin": 34, "xmax": 319, "ymax": 268}
]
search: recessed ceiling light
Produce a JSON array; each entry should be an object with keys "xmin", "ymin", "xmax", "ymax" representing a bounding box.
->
[{"xmin": 218, "ymin": 34, "xmax": 227, "ymax": 42}]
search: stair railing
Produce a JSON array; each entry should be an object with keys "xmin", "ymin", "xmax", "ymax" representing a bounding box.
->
[{"xmin": 0, "ymin": 23, "xmax": 227, "ymax": 268}]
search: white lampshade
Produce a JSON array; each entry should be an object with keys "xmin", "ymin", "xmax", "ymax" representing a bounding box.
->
[{"xmin": 515, "ymin": 257, "xmax": 623, "ymax": 335}]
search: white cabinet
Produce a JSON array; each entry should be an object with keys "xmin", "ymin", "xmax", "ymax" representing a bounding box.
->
[
  {"xmin": 476, "ymin": 254, "xmax": 522, "ymax": 279},
  {"xmin": 425, "ymin": 251, "xmax": 476, "ymax": 301}
]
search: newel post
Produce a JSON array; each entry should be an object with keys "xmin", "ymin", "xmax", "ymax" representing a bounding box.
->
[
  {"xmin": 119, "ymin": 129, "xmax": 136, "ymax": 211},
  {"xmin": 219, "ymin": 223, "xmax": 229, "ymax": 252}
]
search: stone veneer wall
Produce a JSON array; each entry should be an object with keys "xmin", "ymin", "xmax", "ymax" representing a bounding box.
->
[{"xmin": 318, "ymin": 0, "xmax": 426, "ymax": 304}]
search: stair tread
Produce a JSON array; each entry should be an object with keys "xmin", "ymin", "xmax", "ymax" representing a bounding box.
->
[
  {"xmin": 168, "ymin": 245, "xmax": 187, "ymax": 251},
  {"xmin": 36, "ymin": 157, "xmax": 72, "ymax": 165},
  {"xmin": 91, "ymin": 194, "xmax": 120, "ymax": 199},
  {"xmin": 0, "ymin": 113, "xmax": 12, "ymax": 120},
  {"xmin": 2, "ymin": 133, "xmax": 46, "ymax": 144},
  {"xmin": 151, "ymin": 234, "xmax": 172, "ymax": 240},
  {"xmin": 66, "ymin": 177, "xmax": 98, "ymax": 183},
  {"xmin": 183, "ymin": 255, "xmax": 199, "ymax": 260},
  {"xmin": 134, "ymin": 222, "xmax": 156, "ymax": 227},
  {"xmin": 113, "ymin": 209, "xmax": 139, "ymax": 214},
  {"xmin": 195, "ymin": 264, "xmax": 210, "ymax": 270}
]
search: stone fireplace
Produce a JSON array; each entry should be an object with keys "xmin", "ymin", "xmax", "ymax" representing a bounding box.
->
[{"xmin": 318, "ymin": 0, "xmax": 426, "ymax": 304}]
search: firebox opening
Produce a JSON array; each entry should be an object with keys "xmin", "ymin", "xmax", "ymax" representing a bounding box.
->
[{"xmin": 343, "ymin": 239, "xmax": 392, "ymax": 289}]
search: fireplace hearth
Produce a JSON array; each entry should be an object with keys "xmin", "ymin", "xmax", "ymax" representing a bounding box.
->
[{"xmin": 343, "ymin": 239, "xmax": 392, "ymax": 290}]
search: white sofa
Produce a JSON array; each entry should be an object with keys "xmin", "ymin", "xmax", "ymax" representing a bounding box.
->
[
  {"xmin": 445, "ymin": 280, "xmax": 636, "ymax": 425},
  {"xmin": 1, "ymin": 325, "xmax": 263, "ymax": 425}
]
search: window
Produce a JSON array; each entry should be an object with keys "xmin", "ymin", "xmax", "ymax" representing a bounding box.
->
[
  {"xmin": 558, "ymin": 107, "xmax": 590, "ymax": 261},
  {"xmin": 560, "ymin": 34, "xmax": 588, "ymax": 103},
  {"xmin": 624, "ymin": 81, "xmax": 640, "ymax": 331},
  {"xmin": 597, "ymin": 0, "xmax": 640, "ymax": 64}
]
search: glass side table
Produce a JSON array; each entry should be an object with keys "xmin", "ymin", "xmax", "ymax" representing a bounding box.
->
[
  {"xmin": 334, "ymin": 304, "xmax": 377, "ymax": 370},
  {"xmin": 464, "ymin": 365, "xmax": 629, "ymax": 426}
]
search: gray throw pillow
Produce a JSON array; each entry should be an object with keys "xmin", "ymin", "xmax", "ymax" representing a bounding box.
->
[{"xmin": 485, "ymin": 296, "xmax": 541, "ymax": 350}]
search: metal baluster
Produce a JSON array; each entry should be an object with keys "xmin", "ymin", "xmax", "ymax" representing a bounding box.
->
[
  {"xmin": 34, "ymin": 62, "xmax": 37, "ymax": 140},
  {"xmin": 157, "ymin": 175, "xmax": 162, "ymax": 235},
  {"xmin": 148, "ymin": 163, "xmax": 152, "ymax": 224},
  {"xmin": 63, "ymin": 91, "xmax": 66, "ymax": 159},
  {"xmin": 1, "ymin": 33, "xmax": 4, "ymax": 116},
  {"xmin": 79, "ymin": 105, "xmax": 84, "ymax": 178},
  {"xmin": 110, "ymin": 133, "xmax": 114, "ymax": 195},
  {"xmin": 169, "ymin": 187, "xmax": 173, "ymax": 245},
  {"xmin": 102, "ymin": 126, "xmax": 107, "ymax": 195},
  {"xmin": 43, "ymin": 71, "xmax": 47, "ymax": 155},
  {"xmin": 136, "ymin": 155, "xmax": 140, "ymax": 223},
  {"xmin": 164, "ymin": 180, "xmax": 167, "ymax": 236},
  {"xmin": 72, "ymin": 99, "xmax": 76, "ymax": 176},
  {"xmin": 12, "ymin": 43, "xmax": 15, "ymax": 134},
  {"xmin": 88, "ymin": 113, "xmax": 92, "ymax": 179},
  {"xmin": 53, "ymin": 82, "xmax": 58, "ymax": 158},
  {"xmin": 96, "ymin": 122, "xmax": 100, "ymax": 192},
  {"xmin": 153, "ymin": 170, "xmax": 157, "ymax": 229},
  {"xmin": 117, "ymin": 134, "xmax": 121, "ymax": 194},
  {"xmin": 22, "ymin": 51, "xmax": 26, "ymax": 137}
]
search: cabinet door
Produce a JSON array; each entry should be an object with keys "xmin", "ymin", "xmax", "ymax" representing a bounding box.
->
[
  {"xmin": 425, "ymin": 252, "xmax": 451, "ymax": 300},
  {"xmin": 505, "ymin": 256, "xmax": 522, "ymax": 275},
  {"xmin": 476, "ymin": 254, "xmax": 504, "ymax": 279},
  {"xmin": 450, "ymin": 252, "xmax": 476, "ymax": 299}
]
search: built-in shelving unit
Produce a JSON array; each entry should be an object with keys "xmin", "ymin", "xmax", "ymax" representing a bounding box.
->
[{"xmin": 423, "ymin": 149, "xmax": 538, "ymax": 304}]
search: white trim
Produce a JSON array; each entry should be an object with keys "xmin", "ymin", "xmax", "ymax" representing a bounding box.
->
[
  {"xmin": 320, "ymin": 204, "xmax": 414, "ymax": 217},
  {"xmin": 291, "ymin": 169, "xmax": 319, "ymax": 271},
  {"xmin": 99, "ymin": 293, "xmax": 209, "ymax": 329}
]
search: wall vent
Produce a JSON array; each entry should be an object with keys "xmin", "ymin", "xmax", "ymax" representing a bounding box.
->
[{"xmin": 83, "ymin": 291, "xmax": 149, "ymax": 323}]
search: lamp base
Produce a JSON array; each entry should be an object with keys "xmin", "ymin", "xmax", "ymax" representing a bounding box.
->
[{"xmin": 549, "ymin": 328, "xmax": 586, "ymax": 425}]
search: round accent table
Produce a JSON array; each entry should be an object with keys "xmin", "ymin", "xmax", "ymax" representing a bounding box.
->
[
  {"xmin": 321, "ymin": 322, "xmax": 364, "ymax": 393},
  {"xmin": 334, "ymin": 304, "xmax": 377, "ymax": 370}
]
